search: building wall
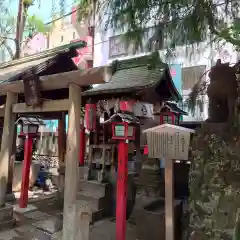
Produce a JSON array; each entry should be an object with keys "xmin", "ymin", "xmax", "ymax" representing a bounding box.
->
[
  {"xmin": 22, "ymin": 33, "xmax": 48, "ymax": 56},
  {"xmin": 23, "ymin": 8, "xmax": 93, "ymax": 69},
  {"xmin": 48, "ymin": 19, "xmax": 88, "ymax": 49},
  {"xmin": 93, "ymin": 23, "xmax": 238, "ymax": 122}
]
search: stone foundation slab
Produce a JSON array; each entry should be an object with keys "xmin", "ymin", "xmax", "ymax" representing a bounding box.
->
[{"xmin": 0, "ymin": 204, "xmax": 14, "ymax": 231}]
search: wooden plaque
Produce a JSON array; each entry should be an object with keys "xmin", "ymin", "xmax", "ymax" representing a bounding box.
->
[{"xmin": 23, "ymin": 71, "xmax": 42, "ymax": 106}]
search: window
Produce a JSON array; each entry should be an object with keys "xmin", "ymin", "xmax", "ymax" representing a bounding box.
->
[
  {"xmin": 174, "ymin": 115, "xmax": 179, "ymax": 125},
  {"xmin": 163, "ymin": 115, "xmax": 173, "ymax": 124},
  {"xmin": 61, "ymin": 36, "xmax": 64, "ymax": 42},
  {"xmin": 73, "ymin": 32, "xmax": 76, "ymax": 39}
]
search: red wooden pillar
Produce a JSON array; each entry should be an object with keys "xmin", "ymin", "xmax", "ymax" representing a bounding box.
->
[
  {"xmin": 116, "ymin": 140, "xmax": 128, "ymax": 240},
  {"xmin": 19, "ymin": 135, "xmax": 33, "ymax": 208},
  {"xmin": 79, "ymin": 124, "xmax": 86, "ymax": 165}
]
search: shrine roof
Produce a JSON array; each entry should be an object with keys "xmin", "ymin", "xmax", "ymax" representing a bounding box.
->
[
  {"xmin": 83, "ymin": 52, "xmax": 182, "ymax": 101},
  {"xmin": 0, "ymin": 41, "xmax": 86, "ymax": 84},
  {"xmin": 103, "ymin": 112, "xmax": 140, "ymax": 125},
  {"xmin": 165, "ymin": 102, "xmax": 188, "ymax": 115}
]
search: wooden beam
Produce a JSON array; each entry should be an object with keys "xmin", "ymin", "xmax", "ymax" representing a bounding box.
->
[
  {"xmin": 62, "ymin": 84, "xmax": 81, "ymax": 240},
  {"xmin": 58, "ymin": 112, "xmax": 66, "ymax": 166},
  {"xmin": 0, "ymin": 91, "xmax": 18, "ymax": 206},
  {"xmin": 0, "ymin": 66, "xmax": 111, "ymax": 96},
  {"xmin": 12, "ymin": 99, "xmax": 69, "ymax": 113},
  {"xmin": 0, "ymin": 108, "xmax": 5, "ymax": 117},
  {"xmin": 57, "ymin": 112, "xmax": 66, "ymax": 200}
]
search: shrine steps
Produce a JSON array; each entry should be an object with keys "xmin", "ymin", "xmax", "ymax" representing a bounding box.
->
[{"xmin": 77, "ymin": 177, "xmax": 113, "ymax": 224}]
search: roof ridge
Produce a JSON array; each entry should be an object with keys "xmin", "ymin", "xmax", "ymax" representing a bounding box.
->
[
  {"xmin": 0, "ymin": 41, "xmax": 86, "ymax": 69},
  {"xmin": 114, "ymin": 51, "xmax": 165, "ymax": 71}
]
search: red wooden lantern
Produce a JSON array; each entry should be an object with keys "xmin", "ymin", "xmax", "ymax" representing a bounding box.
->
[
  {"xmin": 119, "ymin": 100, "xmax": 135, "ymax": 112},
  {"xmin": 143, "ymin": 145, "xmax": 148, "ymax": 155},
  {"xmin": 112, "ymin": 122, "xmax": 136, "ymax": 140},
  {"xmin": 159, "ymin": 112, "xmax": 180, "ymax": 125},
  {"xmin": 85, "ymin": 103, "xmax": 97, "ymax": 131}
]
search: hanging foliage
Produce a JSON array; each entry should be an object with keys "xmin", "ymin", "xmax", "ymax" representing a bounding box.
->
[{"xmin": 75, "ymin": 0, "xmax": 240, "ymax": 52}]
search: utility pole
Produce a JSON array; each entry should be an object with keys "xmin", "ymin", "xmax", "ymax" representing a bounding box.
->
[{"xmin": 15, "ymin": 0, "xmax": 24, "ymax": 59}]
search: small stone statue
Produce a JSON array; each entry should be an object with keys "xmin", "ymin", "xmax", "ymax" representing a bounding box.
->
[{"xmin": 207, "ymin": 59, "xmax": 237, "ymax": 123}]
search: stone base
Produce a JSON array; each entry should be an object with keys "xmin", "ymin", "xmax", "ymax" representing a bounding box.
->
[
  {"xmin": 136, "ymin": 198, "xmax": 183, "ymax": 240},
  {"xmin": 30, "ymin": 216, "xmax": 63, "ymax": 240},
  {"xmin": 136, "ymin": 181, "xmax": 164, "ymax": 198},
  {"xmin": 0, "ymin": 204, "xmax": 14, "ymax": 231},
  {"xmin": 5, "ymin": 193, "xmax": 16, "ymax": 202}
]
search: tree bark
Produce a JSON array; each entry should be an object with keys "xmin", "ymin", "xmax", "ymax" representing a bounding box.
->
[{"xmin": 15, "ymin": 0, "xmax": 24, "ymax": 59}]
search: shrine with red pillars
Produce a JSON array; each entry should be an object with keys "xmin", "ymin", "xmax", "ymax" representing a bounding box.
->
[
  {"xmin": 0, "ymin": 40, "xmax": 108, "ymax": 236},
  {"xmin": 0, "ymin": 46, "xmax": 189, "ymax": 240},
  {"xmin": 81, "ymin": 52, "xmax": 188, "ymax": 240}
]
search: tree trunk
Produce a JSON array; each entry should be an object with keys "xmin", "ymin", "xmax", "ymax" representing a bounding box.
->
[
  {"xmin": 235, "ymin": 64, "xmax": 240, "ymax": 126},
  {"xmin": 15, "ymin": 0, "xmax": 24, "ymax": 59}
]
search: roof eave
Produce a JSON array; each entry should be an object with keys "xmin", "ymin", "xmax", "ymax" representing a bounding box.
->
[
  {"xmin": 82, "ymin": 82, "xmax": 157, "ymax": 96},
  {"xmin": 0, "ymin": 41, "xmax": 86, "ymax": 70}
]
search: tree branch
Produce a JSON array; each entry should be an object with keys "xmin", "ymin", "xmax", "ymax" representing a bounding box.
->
[
  {"xmin": 0, "ymin": 36, "xmax": 16, "ymax": 42},
  {"xmin": 208, "ymin": 23, "xmax": 240, "ymax": 47},
  {"xmin": 3, "ymin": 42, "xmax": 15, "ymax": 59},
  {"xmin": 205, "ymin": 3, "xmax": 240, "ymax": 47}
]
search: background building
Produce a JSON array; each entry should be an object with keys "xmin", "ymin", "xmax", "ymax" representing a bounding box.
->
[
  {"xmin": 93, "ymin": 21, "xmax": 238, "ymax": 123},
  {"xmin": 23, "ymin": 7, "xmax": 93, "ymax": 69}
]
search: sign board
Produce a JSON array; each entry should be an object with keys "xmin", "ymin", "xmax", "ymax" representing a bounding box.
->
[
  {"xmin": 23, "ymin": 72, "xmax": 42, "ymax": 106},
  {"xmin": 143, "ymin": 124, "xmax": 195, "ymax": 160},
  {"xmin": 109, "ymin": 26, "xmax": 162, "ymax": 59},
  {"xmin": 133, "ymin": 102, "xmax": 154, "ymax": 118}
]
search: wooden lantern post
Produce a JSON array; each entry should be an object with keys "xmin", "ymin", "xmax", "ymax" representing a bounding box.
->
[
  {"xmin": 20, "ymin": 134, "xmax": 33, "ymax": 208},
  {"xmin": 112, "ymin": 122, "xmax": 136, "ymax": 240},
  {"xmin": 15, "ymin": 117, "xmax": 44, "ymax": 208}
]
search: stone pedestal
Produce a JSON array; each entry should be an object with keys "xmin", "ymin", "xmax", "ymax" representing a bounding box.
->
[
  {"xmin": 136, "ymin": 198, "xmax": 183, "ymax": 240},
  {"xmin": 136, "ymin": 181, "xmax": 164, "ymax": 198},
  {"xmin": 0, "ymin": 204, "xmax": 14, "ymax": 230},
  {"xmin": 136, "ymin": 158, "xmax": 164, "ymax": 197}
]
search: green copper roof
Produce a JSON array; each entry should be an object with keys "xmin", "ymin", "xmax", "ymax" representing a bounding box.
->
[
  {"xmin": 0, "ymin": 41, "xmax": 86, "ymax": 84},
  {"xmin": 84, "ymin": 65, "xmax": 166, "ymax": 94},
  {"xmin": 84, "ymin": 52, "xmax": 182, "ymax": 101}
]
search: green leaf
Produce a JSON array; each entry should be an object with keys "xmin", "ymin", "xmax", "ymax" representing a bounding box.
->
[{"xmin": 25, "ymin": 15, "xmax": 51, "ymax": 34}]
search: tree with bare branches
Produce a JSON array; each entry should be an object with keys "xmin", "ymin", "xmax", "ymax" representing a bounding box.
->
[{"xmin": 0, "ymin": 0, "xmax": 51, "ymax": 61}]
